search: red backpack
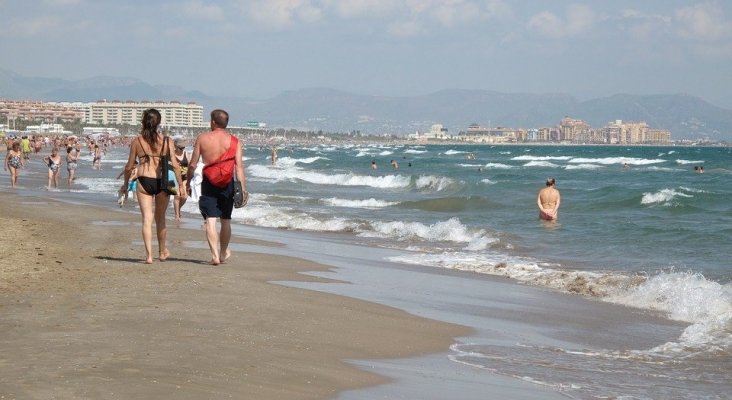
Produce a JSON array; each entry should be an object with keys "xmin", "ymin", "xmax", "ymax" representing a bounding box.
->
[{"xmin": 202, "ymin": 135, "xmax": 238, "ymax": 187}]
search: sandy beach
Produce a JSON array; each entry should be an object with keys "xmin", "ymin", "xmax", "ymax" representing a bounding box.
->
[{"xmin": 0, "ymin": 191, "xmax": 470, "ymax": 399}]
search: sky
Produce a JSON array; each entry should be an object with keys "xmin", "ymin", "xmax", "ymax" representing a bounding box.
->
[{"xmin": 1, "ymin": 0, "xmax": 732, "ymax": 108}]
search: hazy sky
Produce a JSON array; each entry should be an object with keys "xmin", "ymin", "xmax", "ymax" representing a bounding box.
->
[{"xmin": 2, "ymin": 0, "xmax": 732, "ymax": 107}]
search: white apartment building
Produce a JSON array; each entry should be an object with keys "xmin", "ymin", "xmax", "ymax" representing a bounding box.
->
[{"xmin": 86, "ymin": 100, "xmax": 204, "ymax": 127}]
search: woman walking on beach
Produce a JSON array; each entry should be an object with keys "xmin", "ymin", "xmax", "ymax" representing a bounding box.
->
[
  {"xmin": 66, "ymin": 145, "xmax": 79, "ymax": 185},
  {"xmin": 173, "ymin": 138, "xmax": 190, "ymax": 221},
  {"xmin": 43, "ymin": 147, "xmax": 62, "ymax": 190},
  {"xmin": 120, "ymin": 108, "xmax": 185, "ymax": 264},
  {"xmin": 4, "ymin": 141, "xmax": 24, "ymax": 188}
]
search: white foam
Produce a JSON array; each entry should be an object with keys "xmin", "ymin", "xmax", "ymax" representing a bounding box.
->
[
  {"xmin": 675, "ymin": 159, "xmax": 704, "ymax": 165},
  {"xmin": 415, "ymin": 175, "xmax": 456, "ymax": 192},
  {"xmin": 641, "ymin": 188, "xmax": 693, "ymax": 206},
  {"xmin": 483, "ymin": 163, "xmax": 514, "ymax": 169},
  {"xmin": 378, "ymin": 150, "xmax": 393, "ymax": 156},
  {"xmin": 569, "ymin": 157, "xmax": 666, "ymax": 165},
  {"xmin": 607, "ymin": 272, "xmax": 732, "ymax": 354},
  {"xmin": 230, "ymin": 205, "xmax": 361, "ymax": 232},
  {"xmin": 275, "ymin": 156, "xmax": 326, "ymax": 167},
  {"xmin": 565, "ymin": 164, "xmax": 604, "ymax": 170},
  {"xmin": 523, "ymin": 161, "xmax": 559, "ymax": 168},
  {"xmin": 362, "ymin": 217, "xmax": 496, "ymax": 250},
  {"xmin": 512, "ymin": 155, "xmax": 572, "ymax": 161},
  {"xmin": 444, "ymin": 149, "xmax": 467, "ymax": 155},
  {"xmin": 404, "ymin": 149, "xmax": 427, "ymax": 154},
  {"xmin": 321, "ymin": 197, "xmax": 398, "ymax": 209},
  {"xmin": 248, "ymin": 164, "xmax": 411, "ymax": 189},
  {"xmin": 481, "ymin": 178, "xmax": 496, "ymax": 185}
]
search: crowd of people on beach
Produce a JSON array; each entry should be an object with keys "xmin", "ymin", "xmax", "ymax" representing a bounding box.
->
[{"xmin": 2, "ymin": 133, "xmax": 128, "ymax": 189}]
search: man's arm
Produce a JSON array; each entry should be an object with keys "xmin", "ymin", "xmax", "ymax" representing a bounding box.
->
[{"xmin": 235, "ymin": 138, "xmax": 245, "ymax": 191}]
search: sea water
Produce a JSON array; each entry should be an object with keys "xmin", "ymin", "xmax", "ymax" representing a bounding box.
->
[{"xmin": 8, "ymin": 142, "xmax": 730, "ymax": 398}]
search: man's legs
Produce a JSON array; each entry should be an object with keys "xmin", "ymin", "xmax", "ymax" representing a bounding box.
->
[
  {"xmin": 220, "ymin": 219, "xmax": 231, "ymax": 263},
  {"xmin": 204, "ymin": 217, "xmax": 221, "ymax": 265}
]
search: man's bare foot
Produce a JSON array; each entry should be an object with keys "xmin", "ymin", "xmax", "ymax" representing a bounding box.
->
[
  {"xmin": 209, "ymin": 258, "xmax": 220, "ymax": 266},
  {"xmin": 220, "ymin": 249, "xmax": 231, "ymax": 264},
  {"xmin": 159, "ymin": 249, "xmax": 170, "ymax": 262},
  {"xmin": 144, "ymin": 257, "xmax": 153, "ymax": 264}
]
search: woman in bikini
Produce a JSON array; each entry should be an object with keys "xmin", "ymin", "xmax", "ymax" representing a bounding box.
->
[
  {"xmin": 4, "ymin": 141, "xmax": 24, "ymax": 188},
  {"xmin": 43, "ymin": 147, "xmax": 63, "ymax": 190},
  {"xmin": 173, "ymin": 138, "xmax": 190, "ymax": 221},
  {"xmin": 66, "ymin": 145, "xmax": 79, "ymax": 185},
  {"xmin": 120, "ymin": 108, "xmax": 186, "ymax": 264}
]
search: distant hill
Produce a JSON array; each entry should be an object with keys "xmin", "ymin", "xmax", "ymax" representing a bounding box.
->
[{"xmin": 1, "ymin": 68, "xmax": 731, "ymax": 140}]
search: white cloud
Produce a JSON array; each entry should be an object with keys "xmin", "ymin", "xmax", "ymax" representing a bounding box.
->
[
  {"xmin": 388, "ymin": 20, "xmax": 425, "ymax": 37},
  {"xmin": 183, "ymin": 0, "xmax": 225, "ymax": 21},
  {"xmin": 325, "ymin": 0, "xmax": 396, "ymax": 18},
  {"xmin": 44, "ymin": 0, "xmax": 82, "ymax": 6},
  {"xmin": 7, "ymin": 15, "xmax": 64, "ymax": 36},
  {"xmin": 674, "ymin": 3, "xmax": 730, "ymax": 41},
  {"xmin": 528, "ymin": 4, "xmax": 596, "ymax": 38},
  {"xmin": 245, "ymin": 0, "xmax": 323, "ymax": 28}
]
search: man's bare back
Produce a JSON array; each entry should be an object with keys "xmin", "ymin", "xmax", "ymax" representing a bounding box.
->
[{"xmin": 196, "ymin": 129, "xmax": 234, "ymax": 164}]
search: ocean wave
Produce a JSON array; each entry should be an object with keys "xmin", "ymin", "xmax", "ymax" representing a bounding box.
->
[
  {"xmin": 414, "ymin": 175, "xmax": 457, "ymax": 191},
  {"xmin": 512, "ymin": 155, "xmax": 572, "ymax": 161},
  {"xmin": 404, "ymin": 149, "xmax": 427, "ymax": 154},
  {"xmin": 73, "ymin": 177, "xmax": 123, "ymax": 195},
  {"xmin": 361, "ymin": 217, "xmax": 496, "ymax": 250},
  {"xmin": 481, "ymin": 178, "xmax": 496, "ymax": 185},
  {"xmin": 523, "ymin": 161, "xmax": 560, "ymax": 168},
  {"xmin": 675, "ymin": 159, "xmax": 704, "ymax": 165},
  {"xmin": 248, "ymin": 165, "xmax": 411, "ymax": 189},
  {"xmin": 444, "ymin": 149, "xmax": 467, "ymax": 155},
  {"xmin": 389, "ymin": 252, "xmax": 731, "ymax": 355},
  {"xmin": 275, "ymin": 156, "xmax": 327, "ymax": 167},
  {"xmin": 321, "ymin": 197, "xmax": 398, "ymax": 209},
  {"xmin": 230, "ymin": 205, "xmax": 361, "ymax": 233},
  {"xmin": 607, "ymin": 271, "xmax": 732, "ymax": 355},
  {"xmin": 569, "ymin": 157, "xmax": 666, "ymax": 166},
  {"xmin": 483, "ymin": 163, "xmax": 514, "ymax": 169},
  {"xmin": 565, "ymin": 164, "xmax": 604, "ymax": 170},
  {"xmin": 399, "ymin": 196, "xmax": 495, "ymax": 212},
  {"xmin": 641, "ymin": 188, "xmax": 693, "ymax": 206}
]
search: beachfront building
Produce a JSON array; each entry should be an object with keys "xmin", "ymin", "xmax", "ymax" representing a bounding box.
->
[
  {"xmin": 601, "ymin": 120, "xmax": 670, "ymax": 144},
  {"xmin": 87, "ymin": 100, "xmax": 204, "ymax": 128},
  {"xmin": 460, "ymin": 124, "xmax": 522, "ymax": 143},
  {"xmin": 559, "ymin": 116, "xmax": 592, "ymax": 142},
  {"xmin": 0, "ymin": 100, "xmax": 85, "ymax": 126}
]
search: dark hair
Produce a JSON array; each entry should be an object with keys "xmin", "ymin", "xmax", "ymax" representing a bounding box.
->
[
  {"xmin": 546, "ymin": 177, "xmax": 556, "ymax": 186},
  {"xmin": 140, "ymin": 108, "xmax": 162, "ymax": 150},
  {"xmin": 211, "ymin": 109, "xmax": 229, "ymax": 129},
  {"xmin": 67, "ymin": 146, "xmax": 72, "ymax": 154}
]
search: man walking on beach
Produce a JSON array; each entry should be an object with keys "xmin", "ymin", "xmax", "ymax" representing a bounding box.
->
[{"xmin": 187, "ymin": 109, "xmax": 245, "ymax": 265}]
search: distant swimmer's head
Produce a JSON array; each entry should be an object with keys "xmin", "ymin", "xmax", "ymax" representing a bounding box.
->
[{"xmin": 546, "ymin": 177, "xmax": 556, "ymax": 186}]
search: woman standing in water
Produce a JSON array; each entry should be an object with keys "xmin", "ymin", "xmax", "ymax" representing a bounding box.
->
[
  {"xmin": 120, "ymin": 108, "xmax": 185, "ymax": 264},
  {"xmin": 43, "ymin": 147, "xmax": 62, "ymax": 190},
  {"xmin": 4, "ymin": 141, "xmax": 24, "ymax": 188},
  {"xmin": 537, "ymin": 177, "xmax": 561, "ymax": 221}
]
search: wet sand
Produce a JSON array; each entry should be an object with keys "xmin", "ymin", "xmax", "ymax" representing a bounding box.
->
[{"xmin": 0, "ymin": 191, "xmax": 470, "ymax": 399}]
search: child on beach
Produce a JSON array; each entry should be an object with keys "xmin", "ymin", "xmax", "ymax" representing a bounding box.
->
[{"xmin": 117, "ymin": 165, "xmax": 138, "ymax": 206}]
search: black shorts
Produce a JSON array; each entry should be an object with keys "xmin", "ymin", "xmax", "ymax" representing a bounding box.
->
[{"xmin": 199, "ymin": 177, "xmax": 234, "ymax": 220}]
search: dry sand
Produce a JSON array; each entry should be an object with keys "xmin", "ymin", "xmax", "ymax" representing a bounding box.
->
[{"xmin": 0, "ymin": 192, "xmax": 470, "ymax": 399}]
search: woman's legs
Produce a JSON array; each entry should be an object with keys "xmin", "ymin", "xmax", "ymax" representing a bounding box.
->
[
  {"xmin": 47, "ymin": 169, "xmax": 53, "ymax": 189},
  {"xmin": 154, "ymin": 193, "xmax": 171, "ymax": 261},
  {"xmin": 137, "ymin": 191, "xmax": 155, "ymax": 263},
  {"xmin": 10, "ymin": 167, "xmax": 17, "ymax": 188}
]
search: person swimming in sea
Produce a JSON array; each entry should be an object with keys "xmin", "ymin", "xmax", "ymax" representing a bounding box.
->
[{"xmin": 537, "ymin": 177, "xmax": 560, "ymax": 221}]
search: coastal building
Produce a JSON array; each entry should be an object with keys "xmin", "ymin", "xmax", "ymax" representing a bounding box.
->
[
  {"xmin": 0, "ymin": 100, "xmax": 85, "ymax": 125},
  {"xmin": 87, "ymin": 100, "xmax": 204, "ymax": 127},
  {"xmin": 559, "ymin": 117, "xmax": 592, "ymax": 142},
  {"xmin": 1, "ymin": 100, "xmax": 205, "ymax": 128}
]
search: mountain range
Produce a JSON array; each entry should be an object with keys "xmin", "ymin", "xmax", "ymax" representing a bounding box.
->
[{"xmin": 1, "ymin": 68, "xmax": 731, "ymax": 141}]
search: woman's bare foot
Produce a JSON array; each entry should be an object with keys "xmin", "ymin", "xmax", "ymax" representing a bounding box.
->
[
  {"xmin": 159, "ymin": 249, "xmax": 170, "ymax": 262},
  {"xmin": 144, "ymin": 257, "xmax": 153, "ymax": 264},
  {"xmin": 209, "ymin": 258, "xmax": 220, "ymax": 266}
]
